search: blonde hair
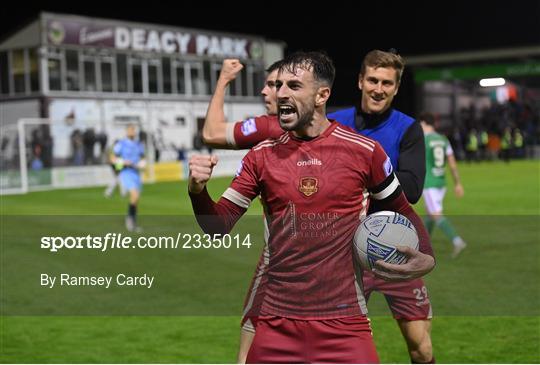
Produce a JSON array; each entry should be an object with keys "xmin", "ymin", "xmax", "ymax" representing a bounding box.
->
[{"xmin": 361, "ymin": 49, "xmax": 405, "ymax": 84}]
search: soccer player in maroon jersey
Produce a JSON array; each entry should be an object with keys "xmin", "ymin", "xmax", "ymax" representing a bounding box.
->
[
  {"xmin": 205, "ymin": 52, "xmax": 435, "ymax": 364},
  {"xmin": 189, "ymin": 51, "xmax": 435, "ymax": 363},
  {"xmin": 205, "ymin": 50, "xmax": 434, "ymax": 363}
]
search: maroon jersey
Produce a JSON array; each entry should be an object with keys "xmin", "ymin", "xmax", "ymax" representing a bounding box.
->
[
  {"xmin": 227, "ymin": 115, "xmax": 283, "ymax": 149},
  {"xmin": 221, "ymin": 121, "xmax": 400, "ymax": 319}
]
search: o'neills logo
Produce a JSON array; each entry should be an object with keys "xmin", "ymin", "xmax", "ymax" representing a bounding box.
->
[
  {"xmin": 299, "ymin": 177, "xmax": 318, "ymax": 197},
  {"xmin": 297, "ymin": 158, "xmax": 322, "ymax": 167}
]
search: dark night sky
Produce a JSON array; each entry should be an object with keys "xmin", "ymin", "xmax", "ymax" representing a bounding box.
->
[{"xmin": 1, "ymin": 1, "xmax": 539, "ymax": 113}]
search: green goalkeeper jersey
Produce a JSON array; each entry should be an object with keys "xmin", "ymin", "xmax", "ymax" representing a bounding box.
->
[{"xmin": 424, "ymin": 132, "xmax": 453, "ymax": 188}]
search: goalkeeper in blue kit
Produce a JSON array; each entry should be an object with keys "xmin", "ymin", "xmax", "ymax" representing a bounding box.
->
[{"xmin": 112, "ymin": 124, "xmax": 146, "ymax": 232}]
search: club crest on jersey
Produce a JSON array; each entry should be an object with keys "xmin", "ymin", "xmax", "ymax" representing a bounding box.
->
[
  {"xmin": 299, "ymin": 177, "xmax": 318, "ymax": 197},
  {"xmin": 383, "ymin": 156, "xmax": 393, "ymax": 177},
  {"xmin": 240, "ymin": 118, "xmax": 257, "ymax": 136}
]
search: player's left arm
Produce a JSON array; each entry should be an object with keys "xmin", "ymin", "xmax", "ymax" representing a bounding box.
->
[
  {"xmin": 396, "ymin": 121, "xmax": 426, "ymax": 204},
  {"xmin": 368, "ymin": 143, "xmax": 435, "ymax": 281},
  {"xmin": 446, "ymin": 144, "xmax": 464, "ymax": 198},
  {"xmin": 374, "ymin": 191, "xmax": 435, "ymax": 281}
]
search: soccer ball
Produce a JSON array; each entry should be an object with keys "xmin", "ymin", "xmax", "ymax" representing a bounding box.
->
[{"xmin": 353, "ymin": 211, "xmax": 419, "ymax": 270}]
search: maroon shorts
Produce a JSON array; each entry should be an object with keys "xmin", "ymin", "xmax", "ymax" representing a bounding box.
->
[
  {"xmin": 362, "ymin": 270, "xmax": 432, "ymax": 320},
  {"xmin": 245, "ymin": 315, "xmax": 379, "ymax": 364}
]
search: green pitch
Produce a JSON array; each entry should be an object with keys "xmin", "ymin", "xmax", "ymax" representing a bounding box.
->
[{"xmin": 1, "ymin": 160, "xmax": 539, "ymax": 363}]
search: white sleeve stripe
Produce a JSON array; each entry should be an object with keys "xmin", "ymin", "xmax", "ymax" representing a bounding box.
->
[
  {"xmin": 225, "ymin": 123, "xmax": 237, "ymax": 147},
  {"xmin": 242, "ymin": 318, "xmax": 256, "ymax": 333},
  {"xmin": 335, "ymin": 127, "xmax": 375, "ymax": 147},
  {"xmin": 222, "ymin": 188, "xmax": 251, "ymax": 208},
  {"xmin": 332, "ymin": 131, "xmax": 374, "ymax": 152},
  {"xmin": 446, "ymin": 143, "xmax": 454, "ymax": 156},
  {"xmin": 371, "ymin": 175, "xmax": 400, "ymax": 200}
]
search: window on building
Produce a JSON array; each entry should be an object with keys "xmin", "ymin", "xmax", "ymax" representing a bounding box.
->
[
  {"xmin": 190, "ymin": 62, "xmax": 209, "ymax": 95},
  {"xmin": 162, "ymin": 57, "xmax": 172, "ymax": 94},
  {"xmin": 211, "ymin": 61, "xmax": 221, "ymax": 92},
  {"xmin": 131, "ymin": 61, "xmax": 143, "ymax": 93},
  {"xmin": 252, "ymin": 67, "xmax": 265, "ymax": 97},
  {"xmin": 29, "ymin": 49, "xmax": 39, "ymax": 92},
  {"xmin": 230, "ymin": 77, "xmax": 239, "ymax": 96},
  {"xmin": 117, "ymin": 54, "xmax": 128, "ymax": 92},
  {"xmin": 0, "ymin": 52, "xmax": 9, "ymax": 94},
  {"xmin": 148, "ymin": 60, "xmax": 161, "ymax": 94},
  {"xmin": 12, "ymin": 49, "xmax": 25, "ymax": 93},
  {"xmin": 173, "ymin": 60, "xmax": 186, "ymax": 94},
  {"xmin": 240, "ymin": 68, "xmax": 248, "ymax": 96},
  {"xmin": 100, "ymin": 59, "xmax": 114, "ymax": 92},
  {"xmin": 83, "ymin": 58, "xmax": 96, "ymax": 91},
  {"xmin": 48, "ymin": 58, "xmax": 61, "ymax": 91},
  {"xmin": 65, "ymin": 49, "xmax": 79, "ymax": 91},
  {"xmin": 203, "ymin": 61, "xmax": 211, "ymax": 95}
]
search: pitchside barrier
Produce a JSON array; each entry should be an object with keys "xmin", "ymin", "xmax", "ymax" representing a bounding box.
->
[{"xmin": 0, "ymin": 118, "xmax": 246, "ymax": 195}]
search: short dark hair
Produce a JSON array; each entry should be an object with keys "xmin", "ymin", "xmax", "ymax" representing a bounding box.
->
[
  {"xmin": 279, "ymin": 51, "xmax": 335, "ymax": 87},
  {"xmin": 266, "ymin": 59, "xmax": 283, "ymax": 73},
  {"xmin": 361, "ymin": 49, "xmax": 405, "ymax": 84},
  {"xmin": 418, "ymin": 112, "xmax": 435, "ymax": 126}
]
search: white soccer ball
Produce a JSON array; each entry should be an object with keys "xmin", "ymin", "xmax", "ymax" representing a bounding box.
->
[{"xmin": 353, "ymin": 211, "xmax": 419, "ymax": 270}]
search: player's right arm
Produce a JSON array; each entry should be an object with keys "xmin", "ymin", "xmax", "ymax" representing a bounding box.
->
[
  {"xmin": 188, "ymin": 152, "xmax": 261, "ymax": 234},
  {"xmin": 202, "ymin": 59, "xmax": 244, "ymax": 147},
  {"xmin": 396, "ymin": 121, "xmax": 426, "ymax": 204},
  {"xmin": 446, "ymin": 144, "xmax": 464, "ymax": 198}
]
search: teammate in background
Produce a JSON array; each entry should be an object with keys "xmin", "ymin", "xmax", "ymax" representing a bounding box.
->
[
  {"xmin": 189, "ymin": 51, "xmax": 435, "ymax": 363},
  {"xmin": 202, "ymin": 59, "xmax": 282, "ymax": 148},
  {"xmin": 419, "ymin": 112, "xmax": 467, "ymax": 258},
  {"xmin": 112, "ymin": 124, "xmax": 146, "ymax": 232}
]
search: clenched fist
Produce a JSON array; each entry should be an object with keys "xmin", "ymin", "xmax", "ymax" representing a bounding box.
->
[
  {"xmin": 188, "ymin": 154, "xmax": 219, "ymax": 194},
  {"xmin": 218, "ymin": 59, "xmax": 244, "ymax": 84}
]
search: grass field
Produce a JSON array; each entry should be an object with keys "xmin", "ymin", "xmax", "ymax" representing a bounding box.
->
[{"xmin": 1, "ymin": 160, "xmax": 539, "ymax": 363}]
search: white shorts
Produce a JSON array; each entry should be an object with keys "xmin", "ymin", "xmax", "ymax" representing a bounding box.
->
[{"xmin": 423, "ymin": 187, "xmax": 446, "ymax": 215}]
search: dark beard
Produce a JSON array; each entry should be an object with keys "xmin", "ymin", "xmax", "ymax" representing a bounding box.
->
[{"xmin": 280, "ymin": 104, "xmax": 315, "ymax": 131}]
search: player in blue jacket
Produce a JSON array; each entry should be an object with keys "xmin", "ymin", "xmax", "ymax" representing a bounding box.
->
[{"xmin": 328, "ymin": 50, "xmax": 432, "ymax": 364}]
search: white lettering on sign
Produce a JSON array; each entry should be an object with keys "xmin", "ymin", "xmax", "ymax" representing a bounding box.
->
[
  {"xmin": 146, "ymin": 30, "xmax": 161, "ymax": 52},
  {"xmin": 115, "ymin": 27, "xmax": 130, "ymax": 49},
  {"xmin": 79, "ymin": 27, "xmax": 114, "ymax": 45},
  {"xmin": 161, "ymin": 31, "xmax": 176, "ymax": 53},
  {"xmin": 114, "ymin": 27, "xmax": 250, "ymax": 58},
  {"xmin": 197, "ymin": 35, "xmax": 248, "ymax": 58},
  {"xmin": 196, "ymin": 35, "xmax": 209, "ymax": 55},
  {"xmin": 132, "ymin": 28, "xmax": 145, "ymax": 51},
  {"xmin": 176, "ymin": 33, "xmax": 191, "ymax": 54}
]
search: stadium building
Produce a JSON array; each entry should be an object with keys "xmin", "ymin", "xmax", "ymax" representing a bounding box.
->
[
  {"xmin": 0, "ymin": 12, "xmax": 284, "ymax": 193},
  {"xmin": 407, "ymin": 46, "xmax": 540, "ymax": 159}
]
